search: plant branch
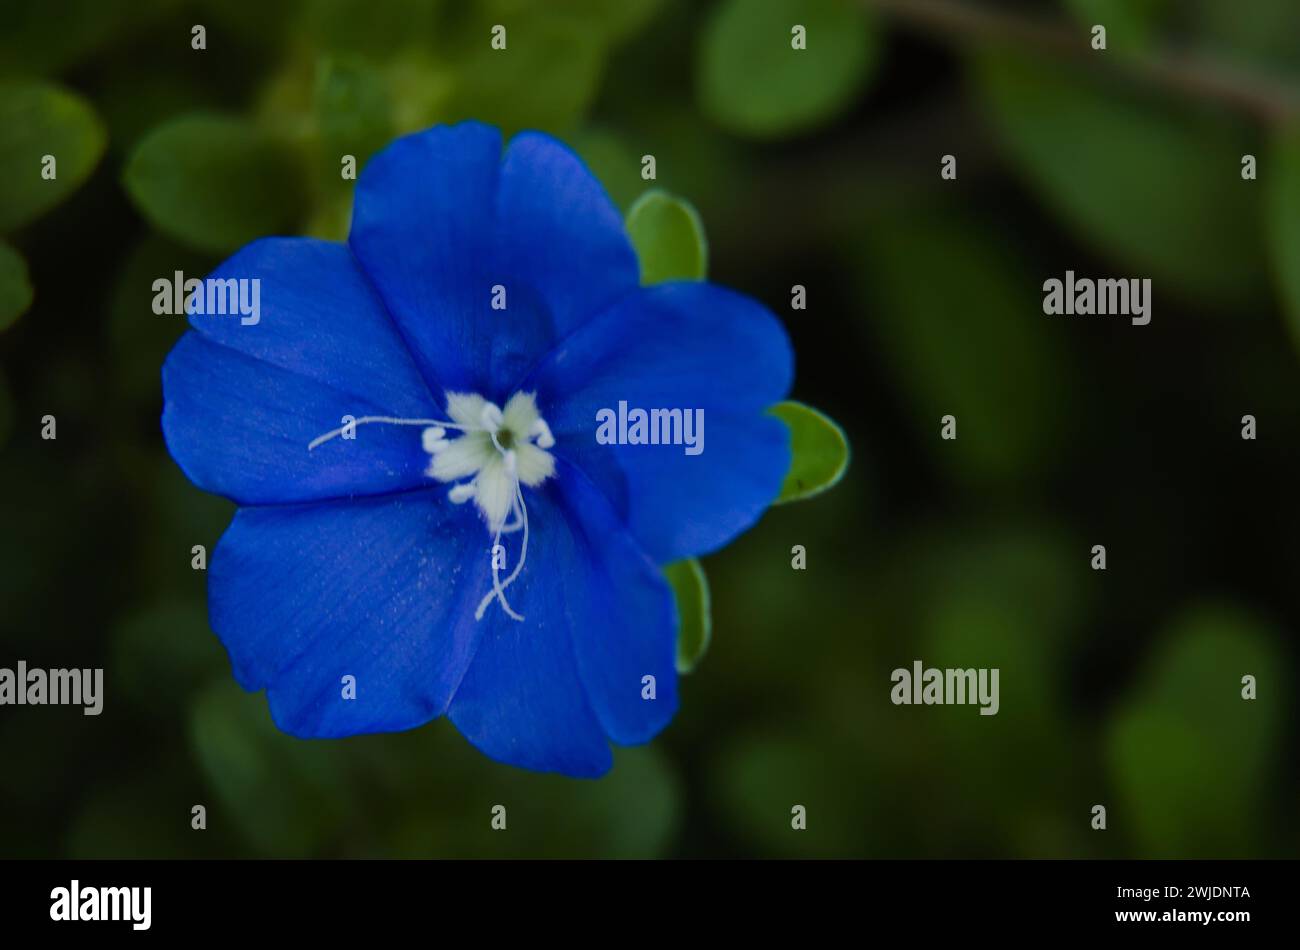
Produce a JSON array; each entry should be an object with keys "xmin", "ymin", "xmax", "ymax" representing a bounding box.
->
[{"xmin": 863, "ymin": 0, "xmax": 1300, "ymax": 125}]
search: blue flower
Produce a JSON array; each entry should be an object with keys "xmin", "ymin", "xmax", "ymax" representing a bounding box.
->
[{"xmin": 161, "ymin": 121, "xmax": 792, "ymax": 777}]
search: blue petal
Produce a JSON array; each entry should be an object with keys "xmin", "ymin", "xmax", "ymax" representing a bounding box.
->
[
  {"xmin": 181, "ymin": 237, "xmax": 435, "ymax": 417},
  {"xmin": 348, "ymin": 121, "xmax": 638, "ymax": 400},
  {"xmin": 555, "ymin": 465, "xmax": 680, "ymax": 746},
  {"xmin": 162, "ymin": 238, "xmax": 440, "ymax": 505},
  {"xmin": 163, "ymin": 333, "xmax": 434, "ymax": 505},
  {"xmin": 448, "ymin": 463, "xmax": 677, "ymax": 776},
  {"xmin": 567, "ymin": 412, "xmax": 790, "ymax": 563},
  {"xmin": 496, "ymin": 132, "xmax": 638, "ymax": 341},
  {"xmin": 208, "ymin": 490, "xmax": 488, "ymax": 737},
  {"xmin": 524, "ymin": 282, "xmax": 794, "ymax": 562}
]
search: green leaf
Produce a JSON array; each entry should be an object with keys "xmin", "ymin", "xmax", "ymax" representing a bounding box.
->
[
  {"xmin": 124, "ymin": 114, "xmax": 309, "ymax": 254},
  {"xmin": 975, "ymin": 52, "xmax": 1266, "ymax": 307},
  {"xmin": 770, "ymin": 401, "xmax": 848, "ymax": 503},
  {"xmin": 625, "ymin": 189, "xmax": 708, "ymax": 284},
  {"xmin": 0, "ymin": 242, "xmax": 33, "ymax": 330},
  {"xmin": 698, "ymin": 0, "xmax": 877, "ymax": 139},
  {"xmin": 0, "ymin": 81, "xmax": 106, "ymax": 233},
  {"xmin": 1107, "ymin": 604, "xmax": 1284, "ymax": 857},
  {"xmin": 665, "ymin": 558, "xmax": 711, "ymax": 673}
]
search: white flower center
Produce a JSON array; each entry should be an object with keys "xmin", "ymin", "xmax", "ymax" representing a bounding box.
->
[
  {"xmin": 306, "ymin": 391, "xmax": 556, "ymax": 623},
  {"xmin": 422, "ymin": 391, "xmax": 555, "ymax": 624},
  {"xmin": 422, "ymin": 392, "xmax": 556, "ymax": 528}
]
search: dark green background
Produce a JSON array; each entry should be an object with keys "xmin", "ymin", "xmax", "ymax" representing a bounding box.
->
[{"xmin": 0, "ymin": 0, "xmax": 1296, "ymax": 858}]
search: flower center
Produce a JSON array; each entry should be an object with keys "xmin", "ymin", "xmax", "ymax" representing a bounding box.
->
[
  {"xmin": 422, "ymin": 392, "xmax": 555, "ymax": 623},
  {"xmin": 421, "ymin": 391, "xmax": 555, "ymax": 528},
  {"xmin": 306, "ymin": 391, "xmax": 556, "ymax": 623}
]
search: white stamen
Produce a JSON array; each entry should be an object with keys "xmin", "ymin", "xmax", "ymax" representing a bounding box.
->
[
  {"xmin": 530, "ymin": 418, "xmax": 556, "ymax": 449},
  {"xmin": 421, "ymin": 426, "xmax": 447, "ymax": 452},
  {"xmin": 475, "ymin": 476, "xmax": 530, "ymax": 623},
  {"xmin": 479, "ymin": 403, "xmax": 503, "ymax": 433},
  {"xmin": 308, "ymin": 394, "xmax": 554, "ymax": 624},
  {"xmin": 501, "ymin": 479, "xmax": 530, "ymax": 592},
  {"xmin": 308, "ymin": 415, "xmax": 475, "ymax": 451}
]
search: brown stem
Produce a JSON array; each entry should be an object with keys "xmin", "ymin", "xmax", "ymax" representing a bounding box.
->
[{"xmin": 864, "ymin": 0, "xmax": 1300, "ymax": 125}]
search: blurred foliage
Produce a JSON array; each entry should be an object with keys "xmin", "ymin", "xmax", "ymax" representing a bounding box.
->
[
  {"xmin": 857, "ymin": 210, "xmax": 1074, "ymax": 486},
  {"xmin": 698, "ymin": 0, "xmax": 877, "ymax": 138},
  {"xmin": 1265, "ymin": 130, "xmax": 1300, "ymax": 354},
  {"xmin": 1107, "ymin": 604, "xmax": 1286, "ymax": 857},
  {"xmin": 108, "ymin": 236, "xmax": 216, "ymax": 406},
  {"xmin": 0, "ymin": 81, "xmax": 106, "ymax": 233},
  {"xmin": 190, "ymin": 679, "xmax": 680, "ymax": 857},
  {"xmin": 0, "ymin": 244, "xmax": 33, "ymax": 331},
  {"xmin": 975, "ymin": 53, "xmax": 1266, "ymax": 309},
  {"xmin": 1062, "ymin": 0, "xmax": 1169, "ymax": 53},
  {"xmin": 0, "ymin": 0, "xmax": 183, "ymax": 77},
  {"xmin": 0, "ymin": 0, "xmax": 1297, "ymax": 860},
  {"xmin": 0, "ymin": 368, "xmax": 12, "ymax": 449},
  {"xmin": 0, "ymin": 79, "xmax": 106, "ymax": 326},
  {"xmin": 1185, "ymin": 0, "xmax": 1300, "ymax": 71},
  {"xmin": 125, "ymin": 115, "xmax": 309, "ymax": 253}
]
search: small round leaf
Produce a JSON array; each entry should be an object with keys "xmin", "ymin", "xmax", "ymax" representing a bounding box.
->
[
  {"xmin": 665, "ymin": 558, "xmax": 712, "ymax": 674},
  {"xmin": 699, "ymin": 0, "xmax": 877, "ymax": 139},
  {"xmin": 626, "ymin": 189, "xmax": 708, "ymax": 284},
  {"xmin": 771, "ymin": 401, "xmax": 849, "ymax": 504},
  {"xmin": 0, "ymin": 80, "xmax": 106, "ymax": 233},
  {"xmin": 124, "ymin": 114, "xmax": 308, "ymax": 254}
]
